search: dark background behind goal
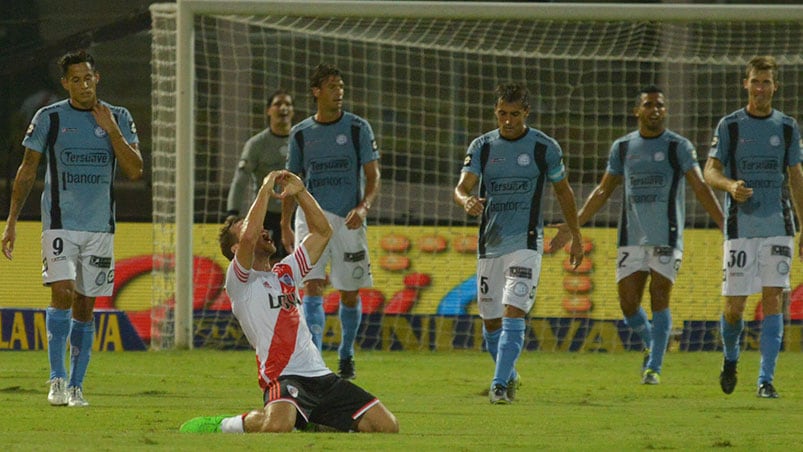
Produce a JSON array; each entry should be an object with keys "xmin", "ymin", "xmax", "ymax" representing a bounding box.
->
[{"xmin": 1, "ymin": 0, "xmax": 799, "ymax": 223}]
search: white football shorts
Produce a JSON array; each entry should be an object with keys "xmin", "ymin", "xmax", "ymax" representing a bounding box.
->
[
  {"xmin": 41, "ymin": 229, "xmax": 114, "ymax": 297},
  {"xmin": 294, "ymin": 208, "xmax": 373, "ymax": 291},
  {"xmin": 475, "ymin": 248, "xmax": 542, "ymax": 319},
  {"xmin": 721, "ymin": 236, "xmax": 793, "ymax": 296},
  {"xmin": 616, "ymin": 245, "xmax": 682, "ymax": 283}
]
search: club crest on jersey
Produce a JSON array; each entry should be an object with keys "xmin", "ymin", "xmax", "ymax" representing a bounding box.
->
[
  {"xmin": 94, "ymin": 126, "xmax": 107, "ymax": 138},
  {"xmin": 274, "ymin": 264, "xmax": 296, "ymax": 293},
  {"xmin": 517, "ymin": 153, "xmax": 531, "ymax": 166},
  {"xmin": 769, "ymin": 135, "xmax": 781, "ymax": 147},
  {"xmin": 336, "ymin": 134, "xmax": 348, "ymax": 145},
  {"xmin": 654, "ymin": 152, "xmax": 665, "ymax": 162}
]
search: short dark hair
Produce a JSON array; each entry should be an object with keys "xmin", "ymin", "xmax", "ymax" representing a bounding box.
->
[
  {"xmin": 268, "ymin": 88, "xmax": 292, "ymax": 107},
  {"xmin": 218, "ymin": 216, "xmax": 242, "ymax": 261},
  {"xmin": 58, "ymin": 50, "xmax": 95, "ymax": 77},
  {"xmin": 310, "ymin": 63, "xmax": 343, "ymax": 91},
  {"xmin": 635, "ymin": 85, "xmax": 664, "ymax": 106},
  {"xmin": 745, "ymin": 55, "xmax": 778, "ymax": 79},
  {"xmin": 495, "ymin": 83, "xmax": 529, "ymax": 110}
]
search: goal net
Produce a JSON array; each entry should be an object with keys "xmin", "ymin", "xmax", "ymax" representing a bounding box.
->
[{"xmin": 149, "ymin": 1, "xmax": 803, "ymax": 351}]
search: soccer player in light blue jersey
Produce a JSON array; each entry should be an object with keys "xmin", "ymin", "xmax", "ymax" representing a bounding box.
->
[
  {"xmin": 454, "ymin": 83, "xmax": 584, "ymax": 404},
  {"xmin": 704, "ymin": 56, "xmax": 803, "ymax": 399},
  {"xmin": 282, "ymin": 64, "xmax": 380, "ymax": 380},
  {"xmin": 554, "ymin": 86, "xmax": 724, "ymax": 385},
  {"xmin": 2, "ymin": 50, "xmax": 143, "ymax": 407}
]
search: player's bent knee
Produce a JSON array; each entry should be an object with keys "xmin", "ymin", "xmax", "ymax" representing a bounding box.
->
[
  {"xmin": 246, "ymin": 405, "xmax": 296, "ymax": 433},
  {"xmin": 357, "ymin": 403, "xmax": 399, "ymax": 433}
]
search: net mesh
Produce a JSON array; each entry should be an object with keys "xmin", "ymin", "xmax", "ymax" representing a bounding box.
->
[{"xmin": 150, "ymin": 4, "xmax": 803, "ymax": 351}]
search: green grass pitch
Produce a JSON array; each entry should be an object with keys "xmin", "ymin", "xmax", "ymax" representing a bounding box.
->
[{"xmin": 1, "ymin": 350, "xmax": 802, "ymax": 450}]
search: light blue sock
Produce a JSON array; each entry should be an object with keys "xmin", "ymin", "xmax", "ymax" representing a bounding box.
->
[
  {"xmin": 624, "ymin": 307, "xmax": 653, "ymax": 350},
  {"xmin": 303, "ymin": 295, "xmax": 325, "ymax": 350},
  {"xmin": 720, "ymin": 314, "xmax": 744, "ymax": 362},
  {"xmin": 338, "ymin": 299, "xmax": 362, "ymax": 360},
  {"xmin": 482, "ymin": 325, "xmax": 501, "ymax": 361},
  {"xmin": 68, "ymin": 319, "xmax": 95, "ymax": 389},
  {"xmin": 492, "ymin": 317, "xmax": 525, "ymax": 388},
  {"xmin": 648, "ymin": 309, "xmax": 672, "ymax": 374},
  {"xmin": 483, "ymin": 326, "xmax": 517, "ymax": 382},
  {"xmin": 758, "ymin": 313, "xmax": 783, "ymax": 385},
  {"xmin": 46, "ymin": 307, "xmax": 71, "ymax": 381}
]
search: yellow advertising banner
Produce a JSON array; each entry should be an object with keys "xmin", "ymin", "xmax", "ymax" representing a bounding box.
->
[{"xmin": 2, "ymin": 221, "xmax": 800, "ymax": 330}]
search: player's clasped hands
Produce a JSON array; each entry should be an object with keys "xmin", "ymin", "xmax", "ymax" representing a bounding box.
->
[{"xmin": 262, "ymin": 170, "xmax": 304, "ymax": 198}]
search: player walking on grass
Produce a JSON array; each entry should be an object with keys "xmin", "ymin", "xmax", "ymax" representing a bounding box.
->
[
  {"xmin": 454, "ymin": 83, "xmax": 584, "ymax": 404},
  {"xmin": 181, "ymin": 170, "xmax": 397, "ymax": 433},
  {"xmin": 226, "ymin": 89, "xmax": 295, "ymax": 266},
  {"xmin": 281, "ymin": 63, "xmax": 380, "ymax": 379},
  {"xmin": 2, "ymin": 50, "xmax": 143, "ymax": 407},
  {"xmin": 704, "ymin": 56, "xmax": 803, "ymax": 399},
  {"xmin": 553, "ymin": 86, "xmax": 724, "ymax": 385}
]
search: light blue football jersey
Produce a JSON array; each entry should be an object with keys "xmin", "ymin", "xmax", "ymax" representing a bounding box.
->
[
  {"xmin": 608, "ymin": 130, "xmax": 698, "ymax": 250},
  {"xmin": 286, "ymin": 111, "xmax": 379, "ymax": 217},
  {"xmin": 709, "ymin": 108, "xmax": 802, "ymax": 239},
  {"xmin": 22, "ymin": 99, "xmax": 139, "ymax": 233},
  {"xmin": 462, "ymin": 127, "xmax": 566, "ymax": 258}
]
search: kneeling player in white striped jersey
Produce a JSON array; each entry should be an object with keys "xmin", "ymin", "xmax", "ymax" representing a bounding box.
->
[{"xmin": 180, "ymin": 170, "xmax": 398, "ymax": 433}]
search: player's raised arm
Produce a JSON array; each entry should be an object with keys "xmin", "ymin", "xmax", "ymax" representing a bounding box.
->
[
  {"xmin": 280, "ymin": 171, "xmax": 333, "ymax": 266},
  {"xmin": 91, "ymin": 103, "xmax": 143, "ymax": 181},
  {"xmin": 235, "ymin": 171, "xmax": 281, "ymax": 270}
]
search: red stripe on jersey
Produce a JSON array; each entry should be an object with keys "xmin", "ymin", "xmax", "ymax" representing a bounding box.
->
[
  {"xmin": 264, "ymin": 380, "xmax": 280, "ymax": 402},
  {"xmin": 263, "ymin": 307, "xmax": 300, "ymax": 380},
  {"xmin": 294, "ymin": 248, "xmax": 311, "ymax": 277},
  {"xmin": 233, "ymin": 259, "xmax": 250, "ymax": 282}
]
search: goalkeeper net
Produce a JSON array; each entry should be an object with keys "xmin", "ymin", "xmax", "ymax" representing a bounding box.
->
[{"xmin": 149, "ymin": 2, "xmax": 803, "ymax": 351}]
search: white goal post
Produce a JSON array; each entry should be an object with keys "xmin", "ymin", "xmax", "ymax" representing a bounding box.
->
[{"xmin": 151, "ymin": 1, "xmax": 803, "ymax": 350}]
